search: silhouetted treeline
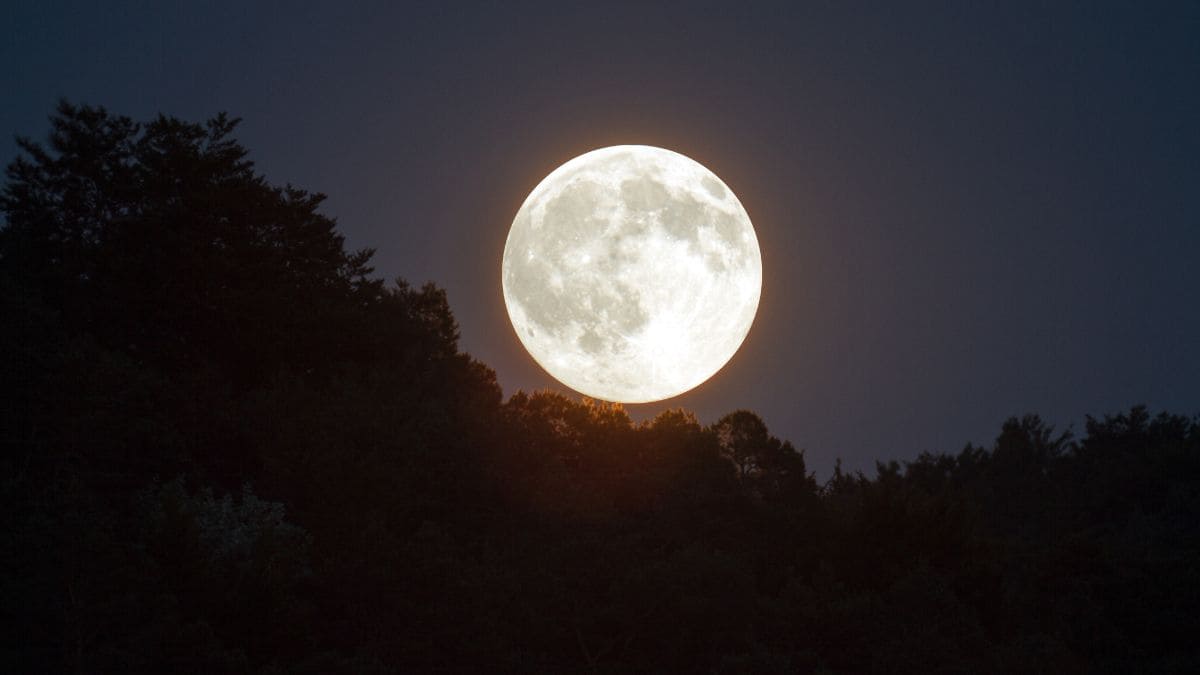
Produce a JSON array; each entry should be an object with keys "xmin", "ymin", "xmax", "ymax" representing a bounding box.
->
[{"xmin": 3, "ymin": 103, "xmax": 1198, "ymax": 673}]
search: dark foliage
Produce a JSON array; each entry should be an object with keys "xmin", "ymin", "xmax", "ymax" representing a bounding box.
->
[{"xmin": 3, "ymin": 104, "xmax": 1198, "ymax": 673}]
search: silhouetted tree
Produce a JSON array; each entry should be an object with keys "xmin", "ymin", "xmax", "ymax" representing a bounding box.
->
[
  {"xmin": 4, "ymin": 103, "xmax": 1198, "ymax": 673},
  {"xmin": 1, "ymin": 101, "xmax": 381, "ymax": 389},
  {"xmin": 712, "ymin": 410, "xmax": 815, "ymax": 502}
]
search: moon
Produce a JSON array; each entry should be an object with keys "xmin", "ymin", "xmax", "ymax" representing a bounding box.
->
[{"xmin": 502, "ymin": 145, "xmax": 762, "ymax": 404}]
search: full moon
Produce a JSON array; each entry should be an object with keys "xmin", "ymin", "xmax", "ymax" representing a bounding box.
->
[{"xmin": 502, "ymin": 145, "xmax": 762, "ymax": 403}]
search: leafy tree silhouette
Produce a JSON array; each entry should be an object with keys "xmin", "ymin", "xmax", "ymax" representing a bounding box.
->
[
  {"xmin": 3, "ymin": 103, "xmax": 1198, "ymax": 673},
  {"xmin": 1, "ymin": 101, "xmax": 381, "ymax": 389},
  {"xmin": 712, "ymin": 409, "xmax": 816, "ymax": 502}
]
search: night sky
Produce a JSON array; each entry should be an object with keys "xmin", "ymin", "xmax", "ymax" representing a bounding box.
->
[{"xmin": 5, "ymin": 1, "xmax": 1198, "ymax": 477}]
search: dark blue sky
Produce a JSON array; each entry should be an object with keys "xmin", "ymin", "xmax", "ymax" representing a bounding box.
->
[{"xmin": 5, "ymin": 1, "xmax": 1198, "ymax": 476}]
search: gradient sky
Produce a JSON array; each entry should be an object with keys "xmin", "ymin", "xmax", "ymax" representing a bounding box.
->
[{"xmin": 4, "ymin": 1, "xmax": 1198, "ymax": 477}]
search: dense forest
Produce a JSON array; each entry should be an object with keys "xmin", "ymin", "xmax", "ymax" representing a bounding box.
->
[{"xmin": 2, "ymin": 103, "xmax": 1198, "ymax": 673}]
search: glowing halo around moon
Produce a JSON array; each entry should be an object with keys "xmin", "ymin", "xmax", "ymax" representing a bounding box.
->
[{"xmin": 502, "ymin": 145, "xmax": 762, "ymax": 404}]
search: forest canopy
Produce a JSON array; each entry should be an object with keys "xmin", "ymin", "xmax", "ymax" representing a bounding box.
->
[{"xmin": 3, "ymin": 103, "xmax": 1198, "ymax": 673}]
